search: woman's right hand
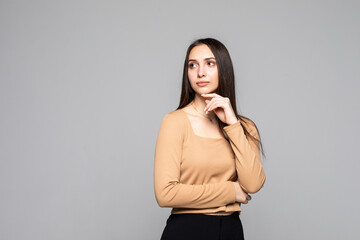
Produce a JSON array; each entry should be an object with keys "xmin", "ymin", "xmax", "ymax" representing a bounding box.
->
[{"xmin": 233, "ymin": 181, "xmax": 252, "ymax": 204}]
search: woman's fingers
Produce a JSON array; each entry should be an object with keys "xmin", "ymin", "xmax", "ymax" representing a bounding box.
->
[
  {"xmin": 204, "ymin": 97, "xmax": 226, "ymax": 113},
  {"xmin": 202, "ymin": 94, "xmax": 231, "ymax": 113},
  {"xmin": 205, "ymin": 101, "xmax": 227, "ymax": 114},
  {"xmin": 242, "ymin": 195, "xmax": 251, "ymax": 204},
  {"xmin": 204, "ymin": 97, "xmax": 222, "ymax": 112},
  {"xmin": 201, "ymin": 93, "xmax": 221, "ymax": 98},
  {"xmin": 201, "ymin": 93, "xmax": 237, "ymax": 125},
  {"xmin": 201, "ymin": 93, "xmax": 223, "ymax": 108},
  {"xmin": 234, "ymin": 181, "xmax": 253, "ymax": 204}
]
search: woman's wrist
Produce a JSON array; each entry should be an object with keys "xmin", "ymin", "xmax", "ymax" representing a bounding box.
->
[{"xmin": 227, "ymin": 118, "xmax": 239, "ymax": 126}]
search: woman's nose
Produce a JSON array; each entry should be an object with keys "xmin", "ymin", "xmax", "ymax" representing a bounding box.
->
[{"xmin": 197, "ymin": 64, "xmax": 206, "ymax": 77}]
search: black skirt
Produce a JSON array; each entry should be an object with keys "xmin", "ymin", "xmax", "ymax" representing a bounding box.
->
[{"xmin": 160, "ymin": 212, "xmax": 244, "ymax": 240}]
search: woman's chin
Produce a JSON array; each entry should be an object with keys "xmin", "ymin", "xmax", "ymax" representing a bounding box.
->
[{"xmin": 195, "ymin": 87, "xmax": 217, "ymax": 95}]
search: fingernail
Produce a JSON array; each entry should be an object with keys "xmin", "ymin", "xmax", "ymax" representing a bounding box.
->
[{"xmin": 204, "ymin": 107, "xmax": 206, "ymax": 111}]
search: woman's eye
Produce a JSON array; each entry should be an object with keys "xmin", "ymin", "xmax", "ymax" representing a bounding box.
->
[
  {"xmin": 208, "ymin": 61, "xmax": 215, "ymax": 66},
  {"xmin": 188, "ymin": 63, "xmax": 196, "ymax": 68}
]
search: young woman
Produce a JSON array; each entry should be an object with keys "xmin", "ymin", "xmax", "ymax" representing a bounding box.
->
[{"xmin": 154, "ymin": 38, "xmax": 266, "ymax": 240}]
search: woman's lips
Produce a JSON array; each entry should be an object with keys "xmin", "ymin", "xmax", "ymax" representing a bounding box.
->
[{"xmin": 197, "ymin": 81, "xmax": 210, "ymax": 87}]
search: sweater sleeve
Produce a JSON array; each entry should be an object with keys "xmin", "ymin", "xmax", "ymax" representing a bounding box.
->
[
  {"xmin": 223, "ymin": 119, "xmax": 266, "ymax": 194},
  {"xmin": 154, "ymin": 113, "xmax": 236, "ymax": 209}
]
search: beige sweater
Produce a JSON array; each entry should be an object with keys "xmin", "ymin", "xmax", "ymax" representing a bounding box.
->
[{"xmin": 154, "ymin": 109, "xmax": 266, "ymax": 215}]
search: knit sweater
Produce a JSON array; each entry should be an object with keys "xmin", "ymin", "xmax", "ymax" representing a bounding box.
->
[{"xmin": 154, "ymin": 109, "xmax": 266, "ymax": 215}]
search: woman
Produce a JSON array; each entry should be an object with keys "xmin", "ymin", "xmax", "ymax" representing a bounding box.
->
[{"xmin": 154, "ymin": 38, "xmax": 266, "ymax": 240}]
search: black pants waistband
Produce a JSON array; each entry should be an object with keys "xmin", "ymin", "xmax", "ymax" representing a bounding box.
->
[{"xmin": 161, "ymin": 211, "xmax": 244, "ymax": 240}]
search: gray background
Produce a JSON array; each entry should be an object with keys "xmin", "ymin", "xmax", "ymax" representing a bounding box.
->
[{"xmin": 1, "ymin": 0, "xmax": 359, "ymax": 239}]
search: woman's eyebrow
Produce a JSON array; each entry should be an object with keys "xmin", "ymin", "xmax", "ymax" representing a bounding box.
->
[{"xmin": 188, "ymin": 57, "xmax": 216, "ymax": 61}]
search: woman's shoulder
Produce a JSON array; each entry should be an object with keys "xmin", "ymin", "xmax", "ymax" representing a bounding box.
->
[
  {"xmin": 162, "ymin": 108, "xmax": 185, "ymax": 119},
  {"xmin": 157, "ymin": 109, "xmax": 188, "ymax": 140},
  {"xmin": 159, "ymin": 109, "xmax": 187, "ymax": 127}
]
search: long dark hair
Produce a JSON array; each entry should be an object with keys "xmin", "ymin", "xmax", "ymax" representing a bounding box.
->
[{"xmin": 176, "ymin": 38, "xmax": 265, "ymax": 158}]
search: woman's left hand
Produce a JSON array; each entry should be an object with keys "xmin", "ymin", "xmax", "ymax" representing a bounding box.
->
[{"xmin": 201, "ymin": 93, "xmax": 238, "ymax": 125}]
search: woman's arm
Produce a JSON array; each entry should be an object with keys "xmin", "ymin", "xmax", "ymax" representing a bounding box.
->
[
  {"xmin": 154, "ymin": 113, "xmax": 237, "ymax": 209},
  {"xmin": 223, "ymin": 119, "xmax": 266, "ymax": 194}
]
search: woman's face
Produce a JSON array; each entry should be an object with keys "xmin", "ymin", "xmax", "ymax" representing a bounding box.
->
[{"xmin": 187, "ymin": 44, "xmax": 219, "ymax": 95}]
